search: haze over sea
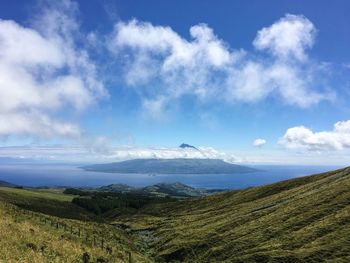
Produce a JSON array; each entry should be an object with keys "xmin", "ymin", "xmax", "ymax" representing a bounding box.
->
[{"xmin": 0, "ymin": 162, "xmax": 343, "ymax": 189}]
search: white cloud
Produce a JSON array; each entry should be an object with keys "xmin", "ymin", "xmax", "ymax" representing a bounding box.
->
[
  {"xmin": 109, "ymin": 146, "xmax": 240, "ymax": 163},
  {"xmin": 253, "ymin": 138, "xmax": 266, "ymax": 147},
  {"xmin": 143, "ymin": 96, "xmax": 169, "ymax": 120},
  {"xmin": 0, "ymin": 112, "xmax": 80, "ymax": 138},
  {"xmin": 343, "ymin": 63, "xmax": 350, "ymax": 69},
  {"xmin": 109, "ymin": 14, "xmax": 331, "ymax": 117},
  {"xmin": 0, "ymin": 144, "xmax": 240, "ymax": 164},
  {"xmin": 253, "ymin": 14, "xmax": 316, "ymax": 61},
  {"xmin": 0, "ymin": 0, "xmax": 106, "ymax": 139},
  {"xmin": 267, "ymin": 63, "xmax": 328, "ymax": 107},
  {"xmin": 279, "ymin": 120, "xmax": 350, "ymax": 151}
]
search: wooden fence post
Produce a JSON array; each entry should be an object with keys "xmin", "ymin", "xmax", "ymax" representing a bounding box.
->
[{"xmin": 128, "ymin": 251, "xmax": 132, "ymax": 263}]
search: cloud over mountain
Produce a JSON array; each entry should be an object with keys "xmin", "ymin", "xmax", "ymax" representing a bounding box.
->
[{"xmin": 0, "ymin": 144, "xmax": 240, "ymax": 163}]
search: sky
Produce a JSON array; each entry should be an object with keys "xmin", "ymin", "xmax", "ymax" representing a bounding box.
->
[{"xmin": 0, "ymin": 0, "xmax": 350, "ymax": 165}]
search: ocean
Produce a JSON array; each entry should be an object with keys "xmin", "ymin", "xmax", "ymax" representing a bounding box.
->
[{"xmin": 0, "ymin": 163, "xmax": 344, "ymax": 189}]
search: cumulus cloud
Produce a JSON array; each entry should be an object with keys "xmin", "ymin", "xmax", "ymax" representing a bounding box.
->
[
  {"xmin": 0, "ymin": 0, "xmax": 106, "ymax": 138},
  {"xmin": 109, "ymin": 14, "xmax": 331, "ymax": 117},
  {"xmin": 253, "ymin": 14, "xmax": 316, "ymax": 61},
  {"xmin": 0, "ymin": 144, "xmax": 240, "ymax": 163},
  {"xmin": 253, "ymin": 138, "xmax": 266, "ymax": 147},
  {"xmin": 279, "ymin": 120, "xmax": 350, "ymax": 151}
]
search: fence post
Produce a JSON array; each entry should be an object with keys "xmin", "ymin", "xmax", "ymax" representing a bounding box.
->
[
  {"xmin": 128, "ymin": 251, "xmax": 132, "ymax": 263},
  {"xmin": 78, "ymin": 228, "xmax": 80, "ymax": 237},
  {"xmin": 101, "ymin": 239, "xmax": 104, "ymax": 249}
]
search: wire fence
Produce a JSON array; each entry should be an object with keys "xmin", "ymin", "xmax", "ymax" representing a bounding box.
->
[{"xmin": 4, "ymin": 203, "xmax": 133, "ymax": 263}]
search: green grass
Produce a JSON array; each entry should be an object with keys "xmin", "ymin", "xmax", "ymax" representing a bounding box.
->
[
  {"xmin": 2, "ymin": 167, "xmax": 350, "ymax": 262},
  {"xmin": 0, "ymin": 187, "xmax": 74, "ymax": 202},
  {"xmin": 112, "ymin": 167, "xmax": 350, "ymax": 262},
  {"xmin": 0, "ymin": 187, "xmax": 94, "ymax": 221},
  {"xmin": 0, "ymin": 188, "xmax": 153, "ymax": 262}
]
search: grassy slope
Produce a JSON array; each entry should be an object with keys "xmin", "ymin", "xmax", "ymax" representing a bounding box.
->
[
  {"xmin": 112, "ymin": 167, "xmax": 350, "ymax": 262},
  {"xmin": 0, "ymin": 187, "xmax": 152, "ymax": 262},
  {"xmin": 0, "ymin": 187, "xmax": 94, "ymax": 221},
  {"xmin": 0, "ymin": 187, "xmax": 73, "ymax": 201}
]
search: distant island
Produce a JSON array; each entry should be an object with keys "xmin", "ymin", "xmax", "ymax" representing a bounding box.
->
[{"xmin": 81, "ymin": 158, "xmax": 258, "ymax": 174}]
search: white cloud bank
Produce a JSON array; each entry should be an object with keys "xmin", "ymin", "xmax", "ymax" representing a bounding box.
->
[
  {"xmin": 279, "ymin": 120, "xmax": 350, "ymax": 151},
  {"xmin": 109, "ymin": 14, "xmax": 332, "ymax": 117},
  {"xmin": 253, "ymin": 138, "xmax": 266, "ymax": 147},
  {"xmin": 0, "ymin": 1, "xmax": 106, "ymax": 138},
  {"xmin": 0, "ymin": 145, "xmax": 240, "ymax": 164}
]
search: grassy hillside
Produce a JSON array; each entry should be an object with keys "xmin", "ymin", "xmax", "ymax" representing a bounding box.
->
[
  {"xmin": 1, "ymin": 167, "xmax": 350, "ymax": 262},
  {"xmin": 0, "ymin": 187, "xmax": 152, "ymax": 262},
  {"xmin": 0, "ymin": 186, "xmax": 94, "ymax": 221},
  {"xmin": 112, "ymin": 167, "xmax": 350, "ymax": 262}
]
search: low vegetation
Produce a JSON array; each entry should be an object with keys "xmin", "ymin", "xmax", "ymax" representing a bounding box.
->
[
  {"xmin": 96, "ymin": 182, "xmax": 223, "ymax": 198},
  {"xmin": 112, "ymin": 167, "xmax": 350, "ymax": 262},
  {"xmin": 67, "ymin": 189, "xmax": 176, "ymax": 215},
  {"xmin": 0, "ymin": 186, "xmax": 94, "ymax": 220},
  {"xmin": 0, "ymin": 187, "xmax": 152, "ymax": 262},
  {"xmin": 1, "ymin": 167, "xmax": 350, "ymax": 262}
]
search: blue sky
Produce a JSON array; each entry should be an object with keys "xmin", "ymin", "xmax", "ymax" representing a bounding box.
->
[{"xmin": 0, "ymin": 0, "xmax": 350, "ymax": 164}]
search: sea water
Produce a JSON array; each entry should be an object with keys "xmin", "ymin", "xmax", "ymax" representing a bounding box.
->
[{"xmin": 0, "ymin": 163, "xmax": 344, "ymax": 189}]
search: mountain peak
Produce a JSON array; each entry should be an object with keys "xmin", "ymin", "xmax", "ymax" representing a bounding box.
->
[{"xmin": 179, "ymin": 143, "xmax": 198, "ymax": 150}]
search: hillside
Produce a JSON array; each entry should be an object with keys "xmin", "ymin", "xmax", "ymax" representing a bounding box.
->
[
  {"xmin": 141, "ymin": 182, "xmax": 222, "ymax": 197},
  {"xmin": 98, "ymin": 182, "xmax": 224, "ymax": 197},
  {"xmin": 112, "ymin": 166, "xmax": 350, "ymax": 262},
  {"xmin": 82, "ymin": 158, "xmax": 257, "ymax": 174},
  {"xmin": 0, "ymin": 187, "xmax": 152, "ymax": 262},
  {"xmin": 0, "ymin": 179, "xmax": 17, "ymax": 188},
  {"xmin": 1, "ymin": 167, "xmax": 350, "ymax": 262}
]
